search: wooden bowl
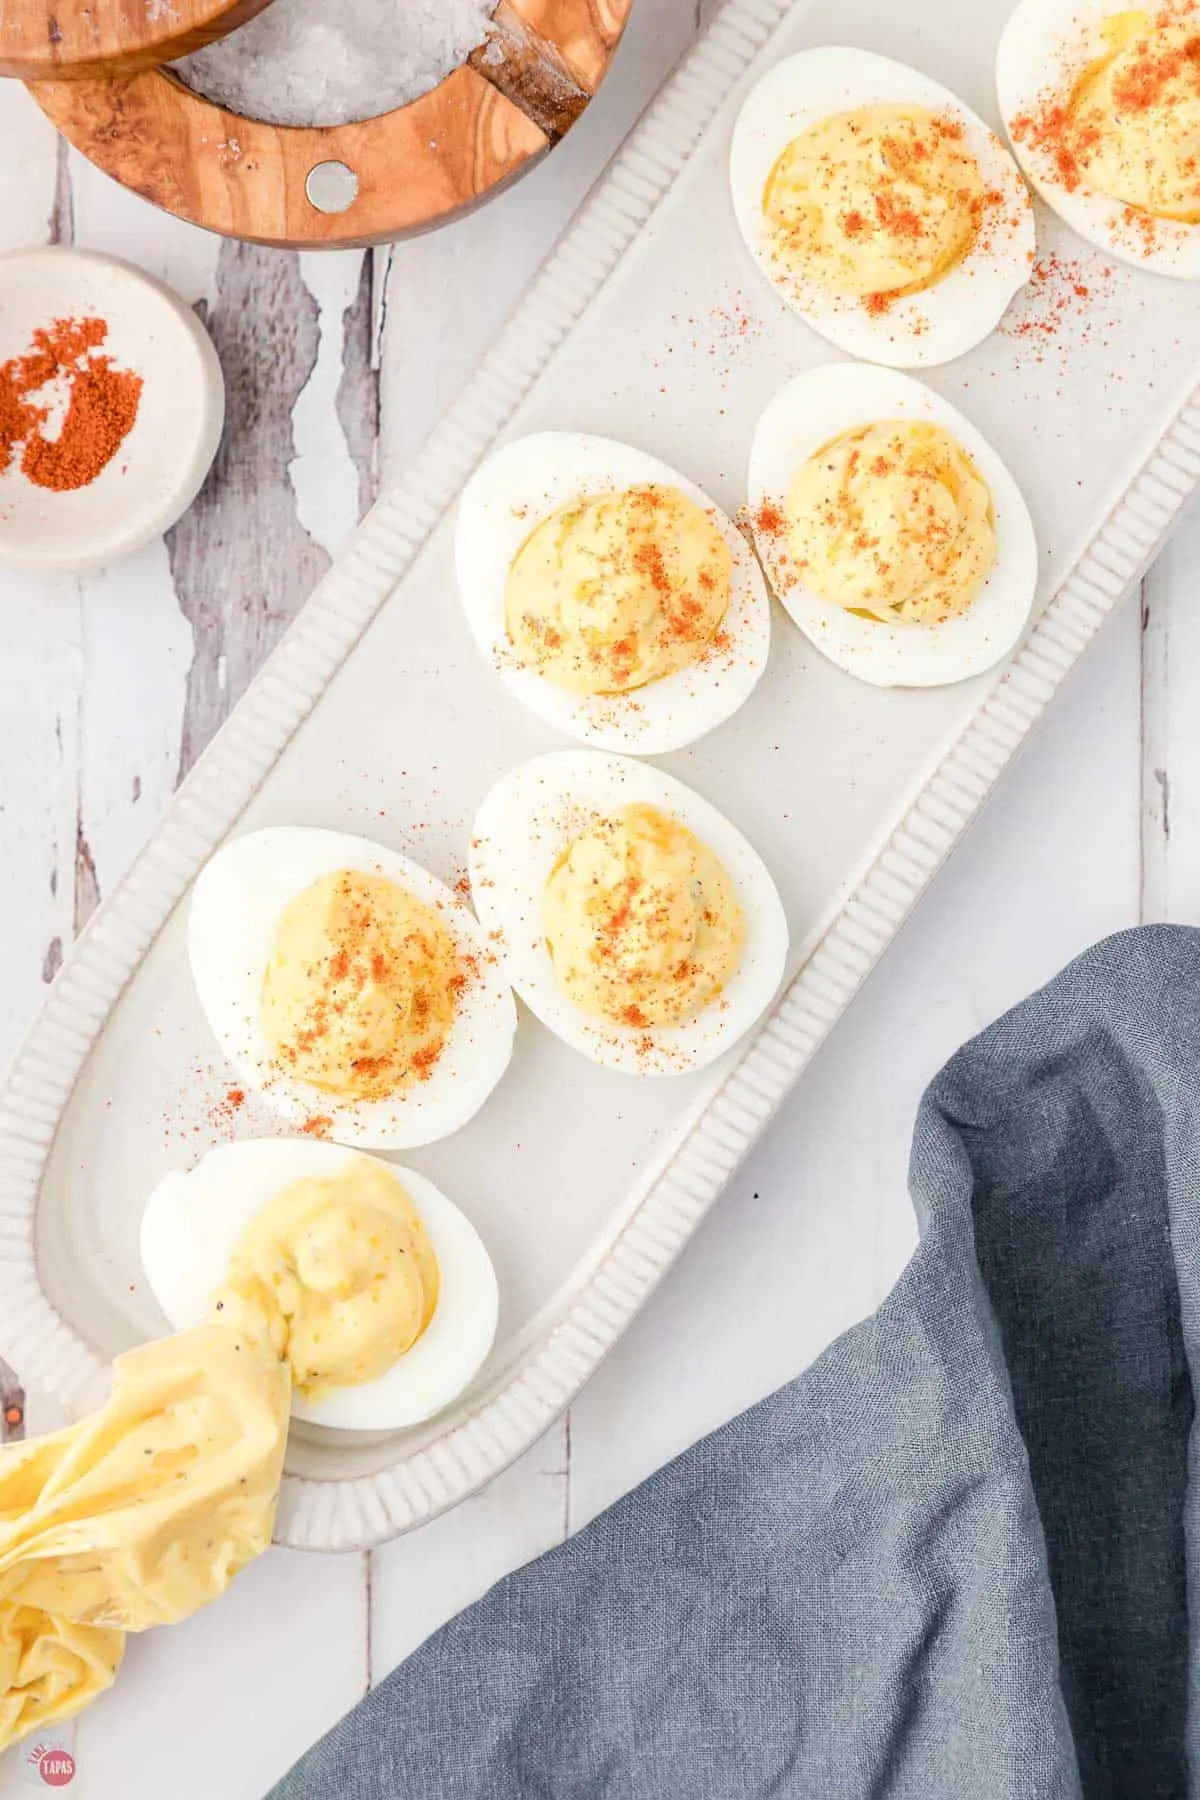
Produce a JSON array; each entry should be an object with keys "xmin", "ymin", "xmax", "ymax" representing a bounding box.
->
[
  {"xmin": 26, "ymin": 0, "xmax": 633, "ymax": 250},
  {"xmin": 0, "ymin": 0, "xmax": 275, "ymax": 82}
]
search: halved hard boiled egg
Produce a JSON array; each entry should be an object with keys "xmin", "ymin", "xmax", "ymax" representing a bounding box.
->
[
  {"xmin": 455, "ymin": 432, "xmax": 771, "ymax": 754},
  {"xmin": 998, "ymin": 0, "xmax": 1200, "ymax": 278},
  {"xmin": 189, "ymin": 826, "xmax": 516, "ymax": 1150},
  {"xmin": 469, "ymin": 750, "xmax": 788, "ymax": 1076},
  {"xmin": 730, "ymin": 47, "xmax": 1036, "ymax": 366},
  {"xmin": 747, "ymin": 362, "xmax": 1038, "ymax": 688},
  {"xmin": 141, "ymin": 1139, "xmax": 499, "ymax": 1432}
]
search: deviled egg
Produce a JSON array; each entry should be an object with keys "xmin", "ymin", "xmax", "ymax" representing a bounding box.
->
[
  {"xmin": 470, "ymin": 750, "xmax": 788, "ymax": 1076},
  {"xmin": 189, "ymin": 826, "xmax": 516, "ymax": 1149},
  {"xmin": 456, "ymin": 432, "xmax": 771, "ymax": 754},
  {"xmin": 730, "ymin": 47, "xmax": 1036, "ymax": 365},
  {"xmin": 747, "ymin": 362, "xmax": 1038, "ymax": 689},
  {"xmin": 998, "ymin": 0, "xmax": 1200, "ymax": 277},
  {"xmin": 141, "ymin": 1138, "xmax": 499, "ymax": 1431}
]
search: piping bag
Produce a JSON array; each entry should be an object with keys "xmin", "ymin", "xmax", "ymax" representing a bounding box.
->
[{"xmin": 0, "ymin": 1322, "xmax": 289, "ymax": 1750}]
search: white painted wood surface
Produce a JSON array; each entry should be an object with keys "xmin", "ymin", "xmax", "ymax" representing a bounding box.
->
[{"xmin": 0, "ymin": 6, "xmax": 1195, "ymax": 1793}]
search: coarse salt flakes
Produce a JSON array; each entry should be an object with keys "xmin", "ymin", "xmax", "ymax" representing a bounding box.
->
[{"xmin": 174, "ymin": 0, "xmax": 494, "ymax": 129}]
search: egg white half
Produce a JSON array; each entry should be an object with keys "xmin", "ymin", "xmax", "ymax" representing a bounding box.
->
[
  {"xmin": 730, "ymin": 47, "xmax": 1037, "ymax": 367},
  {"xmin": 469, "ymin": 750, "xmax": 789, "ymax": 1076},
  {"xmin": 189, "ymin": 826, "xmax": 516, "ymax": 1150},
  {"xmin": 747, "ymin": 362, "xmax": 1039, "ymax": 689},
  {"xmin": 140, "ymin": 1138, "xmax": 499, "ymax": 1432},
  {"xmin": 455, "ymin": 432, "xmax": 771, "ymax": 755},
  {"xmin": 997, "ymin": 0, "xmax": 1200, "ymax": 278}
]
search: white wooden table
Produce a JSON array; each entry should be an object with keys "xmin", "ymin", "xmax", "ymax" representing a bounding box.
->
[{"xmin": 1, "ymin": 7, "xmax": 1197, "ymax": 1794}]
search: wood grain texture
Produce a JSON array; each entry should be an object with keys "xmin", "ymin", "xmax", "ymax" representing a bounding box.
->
[
  {"xmin": 472, "ymin": 0, "xmax": 634, "ymax": 138},
  {"xmin": 167, "ymin": 243, "xmax": 330, "ymax": 772},
  {"xmin": 30, "ymin": 64, "xmax": 549, "ymax": 247},
  {"xmin": 371, "ymin": 1419, "xmax": 570, "ymax": 1678},
  {"xmin": 78, "ymin": 1545, "xmax": 368, "ymax": 1800},
  {"xmin": 1141, "ymin": 511, "xmax": 1200, "ymax": 924},
  {"xmin": 504, "ymin": 0, "xmax": 633, "ymax": 89},
  {"xmin": 0, "ymin": 0, "xmax": 275, "ymax": 82},
  {"xmin": 0, "ymin": 84, "xmax": 378, "ymax": 1792}
]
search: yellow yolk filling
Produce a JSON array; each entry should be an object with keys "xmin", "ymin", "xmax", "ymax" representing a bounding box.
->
[
  {"xmin": 212, "ymin": 1159, "xmax": 440, "ymax": 1401},
  {"xmin": 505, "ymin": 484, "xmax": 732, "ymax": 695},
  {"xmin": 261, "ymin": 870, "xmax": 460, "ymax": 1101},
  {"xmin": 762, "ymin": 103, "xmax": 987, "ymax": 300},
  {"xmin": 542, "ymin": 802, "xmax": 744, "ymax": 1029},
  {"xmin": 1066, "ymin": 10, "xmax": 1200, "ymax": 221},
  {"xmin": 784, "ymin": 420, "xmax": 996, "ymax": 625}
]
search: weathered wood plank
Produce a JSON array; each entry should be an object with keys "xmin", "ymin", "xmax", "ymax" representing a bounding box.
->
[
  {"xmin": 0, "ymin": 110, "xmax": 380, "ymax": 1797},
  {"xmin": 1141, "ymin": 505, "xmax": 1200, "ymax": 923},
  {"xmin": 0, "ymin": 84, "xmax": 60, "ymax": 245},
  {"xmin": 62, "ymin": 146, "xmax": 221, "ymax": 927},
  {"xmin": 0, "ymin": 85, "xmax": 78, "ymax": 1792},
  {"xmin": 370, "ymin": 1421, "xmax": 570, "ymax": 1677},
  {"xmin": 78, "ymin": 1547, "xmax": 367, "ymax": 1800},
  {"xmin": 0, "ymin": 89, "xmax": 74, "ymax": 1459},
  {"xmin": 170, "ymin": 246, "xmax": 327, "ymax": 775},
  {"xmin": 0, "ymin": 96, "xmax": 74, "ymax": 1053},
  {"xmin": 0, "ymin": 574, "xmax": 80, "ymax": 1065},
  {"xmin": 292, "ymin": 253, "xmax": 376, "ymax": 559}
]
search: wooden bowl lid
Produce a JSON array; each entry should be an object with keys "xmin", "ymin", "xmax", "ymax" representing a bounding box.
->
[
  {"xmin": 28, "ymin": 0, "xmax": 633, "ymax": 249},
  {"xmin": 0, "ymin": 0, "xmax": 278, "ymax": 83}
]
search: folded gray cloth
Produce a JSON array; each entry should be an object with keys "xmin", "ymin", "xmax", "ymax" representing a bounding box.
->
[{"xmin": 271, "ymin": 925, "xmax": 1197, "ymax": 1800}]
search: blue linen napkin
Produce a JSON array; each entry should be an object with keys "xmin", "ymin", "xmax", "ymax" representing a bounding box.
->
[{"xmin": 270, "ymin": 924, "xmax": 1197, "ymax": 1799}]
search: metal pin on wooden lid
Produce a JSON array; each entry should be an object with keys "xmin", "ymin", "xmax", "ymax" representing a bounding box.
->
[{"xmin": 0, "ymin": 0, "xmax": 278, "ymax": 83}]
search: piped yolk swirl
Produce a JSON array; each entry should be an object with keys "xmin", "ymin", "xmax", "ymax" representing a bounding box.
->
[
  {"xmin": 506, "ymin": 484, "xmax": 731, "ymax": 695},
  {"xmin": 261, "ymin": 871, "xmax": 460, "ymax": 1101},
  {"xmin": 1066, "ymin": 10, "xmax": 1200, "ymax": 221},
  {"xmin": 213, "ymin": 1158, "xmax": 440, "ymax": 1401},
  {"xmin": 783, "ymin": 420, "xmax": 996, "ymax": 624},
  {"xmin": 542, "ymin": 802, "xmax": 744, "ymax": 1028},
  {"xmin": 763, "ymin": 103, "xmax": 988, "ymax": 301}
]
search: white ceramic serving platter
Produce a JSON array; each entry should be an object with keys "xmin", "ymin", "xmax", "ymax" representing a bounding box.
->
[{"xmin": 2, "ymin": 0, "xmax": 1200, "ymax": 1553}]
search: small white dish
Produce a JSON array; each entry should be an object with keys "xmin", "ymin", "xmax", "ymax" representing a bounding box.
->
[{"xmin": 0, "ymin": 247, "xmax": 224, "ymax": 572}]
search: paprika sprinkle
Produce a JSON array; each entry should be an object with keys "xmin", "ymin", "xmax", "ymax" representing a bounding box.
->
[{"xmin": 0, "ymin": 315, "xmax": 142, "ymax": 493}]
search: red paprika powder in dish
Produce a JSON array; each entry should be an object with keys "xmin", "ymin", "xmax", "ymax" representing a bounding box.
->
[{"xmin": 0, "ymin": 314, "xmax": 143, "ymax": 493}]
